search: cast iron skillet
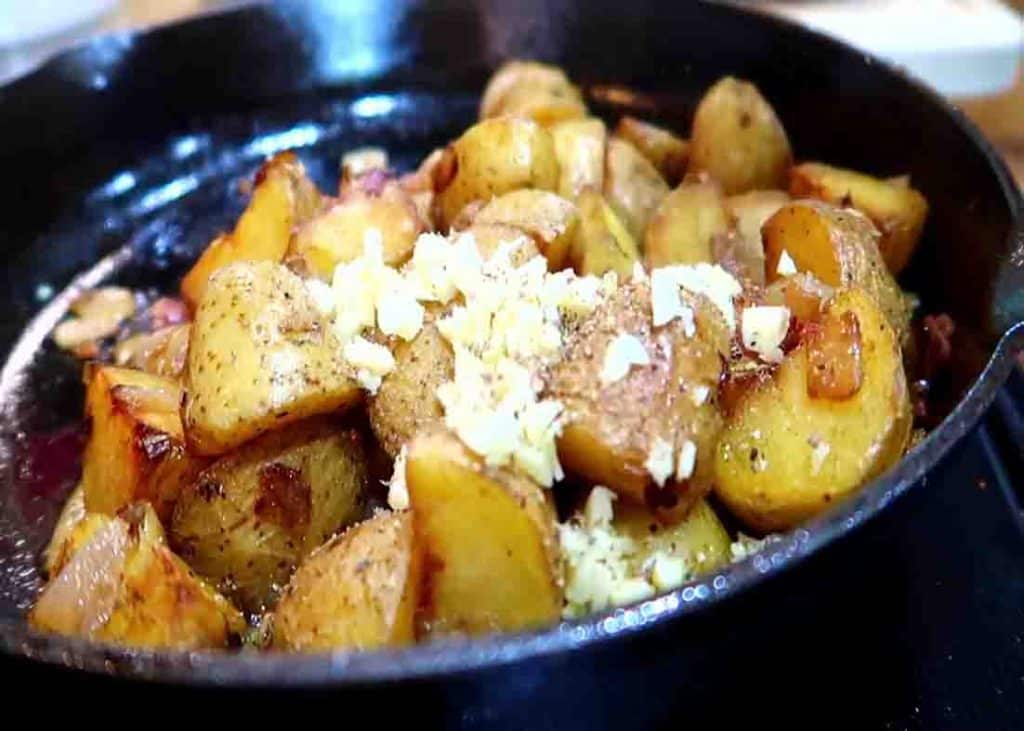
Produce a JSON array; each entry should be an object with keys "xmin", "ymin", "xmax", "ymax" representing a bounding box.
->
[{"xmin": 0, "ymin": 0, "xmax": 1020, "ymax": 687}]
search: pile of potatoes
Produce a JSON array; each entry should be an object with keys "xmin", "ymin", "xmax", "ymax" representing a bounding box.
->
[{"xmin": 33, "ymin": 60, "xmax": 928, "ymax": 652}]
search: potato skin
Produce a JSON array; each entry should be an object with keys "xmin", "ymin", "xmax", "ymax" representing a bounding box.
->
[
  {"xmin": 689, "ymin": 77, "xmax": 792, "ymax": 194},
  {"xmin": 436, "ymin": 117, "xmax": 559, "ymax": 229},
  {"xmin": 272, "ymin": 510, "xmax": 422, "ymax": 651},
  {"xmin": 548, "ymin": 280, "xmax": 729, "ymax": 520},
  {"xmin": 473, "ymin": 189, "xmax": 578, "ymax": 271},
  {"xmin": 571, "ymin": 189, "xmax": 640, "ymax": 278},
  {"xmin": 183, "ymin": 261, "xmax": 362, "ymax": 455},
  {"xmin": 406, "ymin": 429, "xmax": 562, "ymax": 635},
  {"xmin": 603, "ymin": 136, "xmax": 670, "ymax": 240},
  {"xmin": 714, "ymin": 288, "xmax": 912, "ymax": 532},
  {"xmin": 480, "ymin": 60, "xmax": 586, "ymax": 126},
  {"xmin": 644, "ymin": 180, "xmax": 729, "ymax": 268},
  {"xmin": 614, "ymin": 116, "xmax": 689, "ymax": 185},
  {"xmin": 789, "ymin": 162, "xmax": 928, "ymax": 274},
  {"xmin": 181, "ymin": 152, "xmax": 320, "ymax": 309},
  {"xmin": 550, "ymin": 117, "xmax": 607, "ymax": 199},
  {"xmin": 171, "ymin": 418, "xmax": 367, "ymax": 613}
]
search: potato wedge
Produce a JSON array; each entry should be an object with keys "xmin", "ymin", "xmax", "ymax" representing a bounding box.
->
[
  {"xmin": 82, "ymin": 365, "xmax": 207, "ymax": 521},
  {"xmin": 406, "ymin": 429, "xmax": 561, "ymax": 634},
  {"xmin": 570, "ymin": 189, "xmax": 641, "ymax": 278},
  {"xmin": 181, "ymin": 152, "xmax": 320, "ymax": 309},
  {"xmin": 272, "ymin": 510, "xmax": 422, "ymax": 651},
  {"xmin": 714, "ymin": 288, "xmax": 912, "ymax": 532},
  {"xmin": 44, "ymin": 483, "xmax": 88, "ymax": 577},
  {"xmin": 480, "ymin": 60, "xmax": 586, "ymax": 126},
  {"xmin": 550, "ymin": 117, "xmax": 607, "ymax": 199},
  {"xmin": 761, "ymin": 200, "xmax": 911, "ymax": 341},
  {"xmin": 369, "ymin": 323, "xmax": 453, "ymax": 459},
  {"xmin": 171, "ymin": 418, "xmax": 367, "ymax": 613},
  {"xmin": 31, "ymin": 503, "xmax": 244, "ymax": 649},
  {"xmin": 615, "ymin": 498, "xmax": 731, "ymax": 575},
  {"xmin": 183, "ymin": 261, "xmax": 362, "ymax": 455},
  {"xmin": 689, "ymin": 77, "xmax": 792, "ymax": 194},
  {"xmin": 789, "ymin": 162, "xmax": 929, "ymax": 274},
  {"xmin": 644, "ymin": 180, "xmax": 729, "ymax": 268},
  {"xmin": 473, "ymin": 189, "xmax": 578, "ymax": 270},
  {"xmin": 615, "ymin": 116, "xmax": 689, "ymax": 185},
  {"xmin": 603, "ymin": 136, "xmax": 670, "ymax": 240},
  {"xmin": 725, "ymin": 190, "xmax": 790, "ymax": 285},
  {"xmin": 436, "ymin": 117, "xmax": 559, "ymax": 229},
  {"xmin": 548, "ymin": 280, "xmax": 729, "ymax": 520},
  {"xmin": 113, "ymin": 323, "xmax": 190, "ymax": 380}
]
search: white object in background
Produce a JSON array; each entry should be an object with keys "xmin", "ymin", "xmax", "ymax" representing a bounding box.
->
[
  {"xmin": 752, "ymin": 0, "xmax": 1023, "ymax": 97},
  {"xmin": 0, "ymin": 0, "xmax": 118, "ymax": 47}
]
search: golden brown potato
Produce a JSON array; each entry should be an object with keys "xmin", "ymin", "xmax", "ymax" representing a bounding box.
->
[
  {"xmin": 570, "ymin": 189, "xmax": 640, "ymax": 278},
  {"xmin": 436, "ymin": 117, "xmax": 559, "ymax": 229},
  {"xmin": 479, "ymin": 60, "xmax": 586, "ymax": 126},
  {"xmin": 462, "ymin": 223, "xmax": 542, "ymax": 265},
  {"xmin": 170, "ymin": 418, "xmax": 367, "ymax": 613},
  {"xmin": 725, "ymin": 190, "xmax": 790, "ymax": 285},
  {"xmin": 81, "ymin": 365, "xmax": 207, "ymax": 521},
  {"xmin": 615, "ymin": 498, "xmax": 731, "ymax": 576},
  {"xmin": 689, "ymin": 77, "xmax": 792, "ymax": 194},
  {"xmin": 271, "ymin": 510, "xmax": 422, "ymax": 651},
  {"xmin": 44, "ymin": 484, "xmax": 88, "ymax": 577},
  {"xmin": 289, "ymin": 177, "xmax": 425, "ymax": 279},
  {"xmin": 644, "ymin": 180, "xmax": 729, "ymax": 268},
  {"xmin": 550, "ymin": 117, "xmax": 607, "ymax": 199},
  {"xmin": 406, "ymin": 429, "xmax": 562, "ymax": 635},
  {"xmin": 183, "ymin": 261, "xmax": 362, "ymax": 456},
  {"xmin": 473, "ymin": 189, "xmax": 578, "ymax": 270},
  {"xmin": 181, "ymin": 152, "xmax": 320, "ymax": 309},
  {"xmin": 548, "ymin": 280, "xmax": 729, "ymax": 520},
  {"xmin": 369, "ymin": 323, "xmax": 453, "ymax": 459},
  {"xmin": 761, "ymin": 200, "xmax": 911, "ymax": 342},
  {"xmin": 603, "ymin": 136, "xmax": 670, "ymax": 240},
  {"xmin": 31, "ymin": 503, "xmax": 244, "ymax": 649},
  {"xmin": 714, "ymin": 288, "xmax": 912, "ymax": 532},
  {"xmin": 113, "ymin": 323, "xmax": 190, "ymax": 380},
  {"xmin": 789, "ymin": 162, "xmax": 929, "ymax": 274},
  {"xmin": 615, "ymin": 116, "xmax": 689, "ymax": 185}
]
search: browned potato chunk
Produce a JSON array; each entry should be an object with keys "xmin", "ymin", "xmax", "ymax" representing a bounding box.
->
[
  {"xmin": 271, "ymin": 511, "xmax": 422, "ymax": 651},
  {"xmin": 113, "ymin": 323, "xmax": 190, "ymax": 380},
  {"xmin": 615, "ymin": 116, "xmax": 689, "ymax": 185},
  {"xmin": 473, "ymin": 189, "xmax": 578, "ymax": 270},
  {"xmin": 789, "ymin": 162, "xmax": 929, "ymax": 274},
  {"xmin": 81, "ymin": 365, "xmax": 207, "ymax": 521},
  {"xmin": 436, "ymin": 117, "xmax": 559, "ymax": 229},
  {"xmin": 170, "ymin": 418, "xmax": 367, "ymax": 613},
  {"xmin": 644, "ymin": 180, "xmax": 729, "ymax": 268},
  {"xmin": 462, "ymin": 223, "xmax": 542, "ymax": 265},
  {"xmin": 289, "ymin": 176, "xmax": 425, "ymax": 279},
  {"xmin": 181, "ymin": 152, "xmax": 320, "ymax": 309},
  {"xmin": 31, "ymin": 503, "xmax": 244, "ymax": 649},
  {"xmin": 604, "ymin": 136, "xmax": 670, "ymax": 240},
  {"xmin": 689, "ymin": 77, "xmax": 792, "ymax": 194},
  {"xmin": 44, "ymin": 484, "xmax": 87, "ymax": 577},
  {"xmin": 550, "ymin": 117, "xmax": 607, "ymax": 199},
  {"xmin": 183, "ymin": 261, "xmax": 362, "ymax": 455},
  {"xmin": 406, "ymin": 429, "xmax": 562, "ymax": 634},
  {"xmin": 548, "ymin": 280, "xmax": 729, "ymax": 520},
  {"xmin": 615, "ymin": 498, "xmax": 731, "ymax": 576},
  {"xmin": 714, "ymin": 288, "xmax": 912, "ymax": 532},
  {"xmin": 761, "ymin": 200, "xmax": 911, "ymax": 342},
  {"xmin": 571, "ymin": 189, "xmax": 641, "ymax": 278},
  {"xmin": 724, "ymin": 190, "xmax": 791, "ymax": 286},
  {"xmin": 480, "ymin": 60, "xmax": 586, "ymax": 126}
]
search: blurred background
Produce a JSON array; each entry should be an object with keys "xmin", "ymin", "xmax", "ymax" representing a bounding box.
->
[{"xmin": 0, "ymin": 0, "xmax": 1021, "ymax": 180}]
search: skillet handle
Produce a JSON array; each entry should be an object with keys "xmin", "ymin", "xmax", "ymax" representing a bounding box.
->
[{"xmin": 993, "ymin": 212, "xmax": 1024, "ymax": 357}]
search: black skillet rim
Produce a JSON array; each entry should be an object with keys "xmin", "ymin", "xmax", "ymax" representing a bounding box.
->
[{"xmin": 0, "ymin": 1, "xmax": 1022, "ymax": 686}]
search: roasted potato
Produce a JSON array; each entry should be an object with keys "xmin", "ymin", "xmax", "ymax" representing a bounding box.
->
[
  {"xmin": 289, "ymin": 176, "xmax": 425, "ymax": 278},
  {"xmin": 181, "ymin": 152, "xmax": 320, "ymax": 309},
  {"xmin": 569, "ymin": 189, "xmax": 640, "ymax": 278},
  {"xmin": 615, "ymin": 116, "xmax": 689, "ymax": 185},
  {"xmin": 550, "ymin": 117, "xmax": 607, "ymax": 199},
  {"xmin": 548, "ymin": 279, "xmax": 729, "ymax": 520},
  {"xmin": 615, "ymin": 498, "xmax": 731, "ymax": 575},
  {"xmin": 725, "ymin": 190, "xmax": 790, "ymax": 285},
  {"xmin": 714, "ymin": 288, "xmax": 912, "ymax": 532},
  {"xmin": 689, "ymin": 77, "xmax": 792, "ymax": 194},
  {"xmin": 480, "ymin": 60, "xmax": 586, "ymax": 126},
  {"xmin": 406, "ymin": 429, "xmax": 562, "ymax": 634},
  {"xmin": 473, "ymin": 189, "xmax": 578, "ymax": 270},
  {"xmin": 31, "ymin": 503, "xmax": 244, "ymax": 649},
  {"xmin": 44, "ymin": 484, "xmax": 87, "ymax": 577},
  {"xmin": 462, "ymin": 223, "xmax": 542, "ymax": 265},
  {"xmin": 171, "ymin": 418, "xmax": 367, "ymax": 613},
  {"xmin": 271, "ymin": 510, "xmax": 422, "ymax": 651},
  {"xmin": 644, "ymin": 180, "xmax": 729, "ymax": 268},
  {"xmin": 436, "ymin": 117, "xmax": 559, "ymax": 229},
  {"xmin": 369, "ymin": 323, "xmax": 453, "ymax": 459},
  {"xmin": 761, "ymin": 200, "xmax": 911, "ymax": 341},
  {"xmin": 81, "ymin": 365, "xmax": 207, "ymax": 521},
  {"xmin": 183, "ymin": 261, "xmax": 362, "ymax": 455},
  {"xmin": 113, "ymin": 323, "xmax": 190, "ymax": 380},
  {"xmin": 789, "ymin": 162, "xmax": 929, "ymax": 274},
  {"xmin": 603, "ymin": 136, "xmax": 670, "ymax": 240}
]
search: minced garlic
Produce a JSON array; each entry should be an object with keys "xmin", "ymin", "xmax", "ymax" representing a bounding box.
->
[
  {"xmin": 741, "ymin": 305, "xmax": 790, "ymax": 363},
  {"xmin": 644, "ymin": 437, "xmax": 675, "ymax": 487},
  {"xmin": 387, "ymin": 445, "xmax": 409, "ymax": 510},
  {"xmin": 600, "ymin": 332, "xmax": 650, "ymax": 385},
  {"xmin": 649, "ymin": 263, "xmax": 741, "ymax": 332}
]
